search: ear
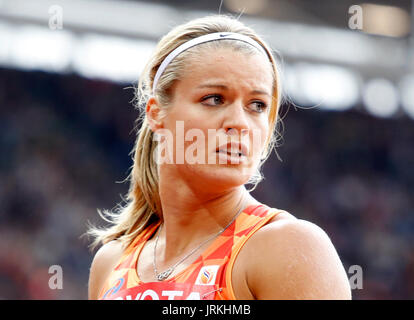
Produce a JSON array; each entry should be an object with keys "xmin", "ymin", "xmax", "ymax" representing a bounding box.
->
[{"xmin": 146, "ymin": 97, "xmax": 164, "ymax": 132}]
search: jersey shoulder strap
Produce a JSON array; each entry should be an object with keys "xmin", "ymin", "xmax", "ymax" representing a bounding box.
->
[{"xmin": 217, "ymin": 205, "xmax": 283, "ymax": 300}]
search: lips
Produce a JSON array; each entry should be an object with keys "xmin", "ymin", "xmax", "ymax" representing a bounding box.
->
[{"xmin": 216, "ymin": 142, "xmax": 249, "ymax": 157}]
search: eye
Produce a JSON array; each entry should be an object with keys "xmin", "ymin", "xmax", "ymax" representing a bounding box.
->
[
  {"xmin": 250, "ymin": 101, "xmax": 268, "ymax": 113},
  {"xmin": 201, "ymin": 94, "xmax": 224, "ymax": 106}
]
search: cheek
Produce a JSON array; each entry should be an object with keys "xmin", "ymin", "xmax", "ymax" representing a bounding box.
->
[{"xmin": 250, "ymin": 120, "xmax": 269, "ymax": 158}]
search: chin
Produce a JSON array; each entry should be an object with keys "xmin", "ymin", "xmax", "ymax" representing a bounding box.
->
[{"xmin": 183, "ymin": 163, "xmax": 254, "ymax": 191}]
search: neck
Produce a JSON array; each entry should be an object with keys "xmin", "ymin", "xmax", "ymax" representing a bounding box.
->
[{"xmin": 156, "ymin": 169, "xmax": 259, "ymax": 263}]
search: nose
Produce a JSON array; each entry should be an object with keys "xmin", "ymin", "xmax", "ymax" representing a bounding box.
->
[{"xmin": 222, "ymin": 100, "xmax": 250, "ymax": 137}]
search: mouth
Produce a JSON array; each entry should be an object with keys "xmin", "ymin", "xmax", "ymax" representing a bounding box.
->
[
  {"xmin": 215, "ymin": 142, "xmax": 249, "ymax": 159},
  {"xmin": 216, "ymin": 150, "xmax": 244, "ymax": 157}
]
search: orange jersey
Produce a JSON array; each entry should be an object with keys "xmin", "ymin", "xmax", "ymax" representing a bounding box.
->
[{"xmin": 98, "ymin": 204, "xmax": 282, "ymax": 300}]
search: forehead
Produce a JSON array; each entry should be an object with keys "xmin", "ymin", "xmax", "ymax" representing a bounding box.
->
[{"xmin": 178, "ymin": 48, "xmax": 274, "ymax": 93}]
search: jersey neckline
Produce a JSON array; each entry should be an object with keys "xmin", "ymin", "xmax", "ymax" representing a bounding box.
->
[{"xmin": 130, "ymin": 203, "xmax": 263, "ymax": 284}]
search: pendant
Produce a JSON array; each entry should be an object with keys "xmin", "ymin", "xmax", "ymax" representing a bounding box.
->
[{"xmin": 156, "ymin": 268, "xmax": 173, "ymax": 281}]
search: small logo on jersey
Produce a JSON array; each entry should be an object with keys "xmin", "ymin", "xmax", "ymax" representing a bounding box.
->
[
  {"xmin": 201, "ymin": 269, "xmax": 211, "ymax": 283},
  {"xmin": 195, "ymin": 265, "xmax": 220, "ymax": 285},
  {"xmin": 102, "ymin": 277, "xmax": 124, "ymax": 299}
]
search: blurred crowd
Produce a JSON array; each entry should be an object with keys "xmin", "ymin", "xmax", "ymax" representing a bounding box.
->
[{"xmin": 0, "ymin": 67, "xmax": 413, "ymax": 299}]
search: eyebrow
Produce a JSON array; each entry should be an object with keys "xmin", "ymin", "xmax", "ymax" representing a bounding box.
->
[{"xmin": 196, "ymin": 84, "xmax": 271, "ymax": 97}]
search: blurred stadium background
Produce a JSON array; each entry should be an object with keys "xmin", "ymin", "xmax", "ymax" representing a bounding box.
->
[{"xmin": 0, "ymin": 0, "xmax": 413, "ymax": 299}]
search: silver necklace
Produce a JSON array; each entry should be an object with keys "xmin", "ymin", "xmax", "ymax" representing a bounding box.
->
[{"xmin": 153, "ymin": 197, "xmax": 247, "ymax": 281}]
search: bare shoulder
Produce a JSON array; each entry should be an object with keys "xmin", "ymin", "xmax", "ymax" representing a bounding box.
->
[
  {"xmin": 88, "ymin": 239, "xmax": 125, "ymax": 300},
  {"xmin": 238, "ymin": 213, "xmax": 352, "ymax": 300}
]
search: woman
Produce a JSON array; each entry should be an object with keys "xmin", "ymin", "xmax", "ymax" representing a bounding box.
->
[{"xmin": 87, "ymin": 14, "xmax": 351, "ymax": 300}]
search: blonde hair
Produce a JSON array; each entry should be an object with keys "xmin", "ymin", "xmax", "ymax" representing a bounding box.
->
[{"xmin": 87, "ymin": 14, "xmax": 283, "ymax": 251}]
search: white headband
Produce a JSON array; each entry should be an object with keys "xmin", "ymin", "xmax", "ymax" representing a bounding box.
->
[{"xmin": 152, "ymin": 32, "xmax": 268, "ymax": 94}]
